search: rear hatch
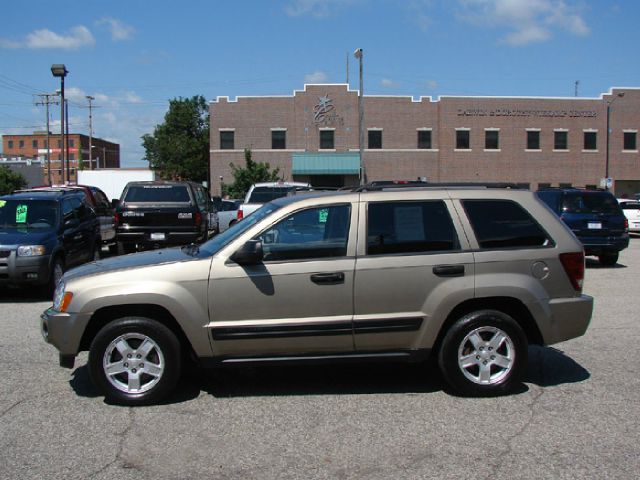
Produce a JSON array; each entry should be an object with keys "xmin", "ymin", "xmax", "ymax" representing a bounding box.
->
[
  {"xmin": 118, "ymin": 184, "xmax": 200, "ymax": 235},
  {"xmin": 560, "ymin": 192, "xmax": 627, "ymax": 238}
]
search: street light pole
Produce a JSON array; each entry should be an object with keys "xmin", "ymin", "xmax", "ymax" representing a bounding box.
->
[
  {"xmin": 51, "ymin": 64, "xmax": 68, "ymax": 184},
  {"xmin": 354, "ymin": 48, "xmax": 365, "ymax": 185},
  {"xmin": 605, "ymin": 92, "xmax": 624, "ymax": 191}
]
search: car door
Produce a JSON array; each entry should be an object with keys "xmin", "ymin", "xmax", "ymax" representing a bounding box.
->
[
  {"xmin": 61, "ymin": 198, "xmax": 85, "ymax": 267},
  {"xmin": 207, "ymin": 203, "xmax": 357, "ymax": 357},
  {"xmin": 353, "ymin": 198, "xmax": 474, "ymax": 352}
]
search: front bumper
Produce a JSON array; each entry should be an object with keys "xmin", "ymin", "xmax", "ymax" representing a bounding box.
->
[
  {"xmin": 41, "ymin": 307, "xmax": 92, "ymax": 366},
  {"xmin": 0, "ymin": 251, "xmax": 51, "ymax": 287}
]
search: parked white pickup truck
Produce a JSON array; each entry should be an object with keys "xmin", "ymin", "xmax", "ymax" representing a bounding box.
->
[{"xmin": 237, "ymin": 181, "xmax": 312, "ymax": 221}]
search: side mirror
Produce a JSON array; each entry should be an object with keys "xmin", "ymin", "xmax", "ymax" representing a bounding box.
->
[
  {"xmin": 230, "ymin": 240, "xmax": 263, "ymax": 265},
  {"xmin": 64, "ymin": 218, "xmax": 80, "ymax": 229},
  {"xmin": 111, "ymin": 199, "xmax": 120, "ymax": 208}
]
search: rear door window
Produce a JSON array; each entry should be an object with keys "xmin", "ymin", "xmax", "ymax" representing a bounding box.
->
[
  {"xmin": 367, "ymin": 201, "xmax": 459, "ymax": 255},
  {"xmin": 562, "ymin": 193, "xmax": 622, "ymax": 215},
  {"xmin": 462, "ymin": 200, "xmax": 551, "ymax": 249}
]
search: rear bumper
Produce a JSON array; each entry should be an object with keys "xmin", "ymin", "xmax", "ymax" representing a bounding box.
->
[
  {"xmin": 579, "ymin": 234, "xmax": 629, "ymax": 255},
  {"xmin": 116, "ymin": 230, "xmax": 202, "ymax": 246},
  {"xmin": 543, "ymin": 294, "xmax": 593, "ymax": 345}
]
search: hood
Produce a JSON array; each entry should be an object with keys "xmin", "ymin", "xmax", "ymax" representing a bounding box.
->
[
  {"xmin": 0, "ymin": 227, "xmax": 55, "ymax": 246},
  {"xmin": 63, "ymin": 246, "xmax": 198, "ymax": 282}
]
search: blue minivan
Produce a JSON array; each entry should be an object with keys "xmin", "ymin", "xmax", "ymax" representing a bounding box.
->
[{"xmin": 536, "ymin": 188, "xmax": 629, "ymax": 265}]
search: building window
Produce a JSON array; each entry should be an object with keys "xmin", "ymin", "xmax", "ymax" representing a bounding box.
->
[
  {"xmin": 69, "ymin": 139, "xmax": 74, "ymax": 148},
  {"xmin": 220, "ymin": 131, "xmax": 235, "ymax": 150},
  {"xmin": 368, "ymin": 130, "xmax": 382, "ymax": 149},
  {"xmin": 623, "ymin": 131, "xmax": 637, "ymax": 151},
  {"xmin": 58, "ymin": 140, "xmax": 62, "ymax": 148},
  {"xmin": 32, "ymin": 140, "xmax": 38, "ymax": 149},
  {"xmin": 19, "ymin": 140, "xmax": 24, "ymax": 148},
  {"xmin": 69, "ymin": 153, "xmax": 75, "ymax": 160},
  {"xmin": 554, "ymin": 131, "xmax": 568, "ymax": 150},
  {"xmin": 527, "ymin": 130, "xmax": 540, "ymax": 150},
  {"xmin": 271, "ymin": 130, "xmax": 286, "ymax": 149},
  {"xmin": 319, "ymin": 130, "xmax": 334, "ymax": 149},
  {"xmin": 485, "ymin": 129, "xmax": 499, "ymax": 150},
  {"xmin": 7, "ymin": 140, "xmax": 13, "ymax": 149},
  {"xmin": 583, "ymin": 131, "xmax": 597, "ymax": 151},
  {"xmin": 456, "ymin": 129, "xmax": 470, "ymax": 150},
  {"xmin": 417, "ymin": 130, "xmax": 432, "ymax": 149}
]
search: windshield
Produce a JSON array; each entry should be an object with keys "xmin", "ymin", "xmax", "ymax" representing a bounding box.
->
[
  {"xmin": 0, "ymin": 199, "xmax": 58, "ymax": 229},
  {"xmin": 124, "ymin": 185, "xmax": 191, "ymax": 203},
  {"xmin": 247, "ymin": 186, "xmax": 311, "ymax": 203},
  {"xmin": 197, "ymin": 202, "xmax": 281, "ymax": 256}
]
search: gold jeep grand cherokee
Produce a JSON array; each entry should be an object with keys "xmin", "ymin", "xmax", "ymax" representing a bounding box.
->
[{"xmin": 41, "ymin": 185, "xmax": 593, "ymax": 405}]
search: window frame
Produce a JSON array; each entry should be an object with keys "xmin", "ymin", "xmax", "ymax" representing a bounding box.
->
[
  {"xmin": 319, "ymin": 129, "xmax": 335, "ymax": 150},
  {"xmin": 455, "ymin": 128, "xmax": 471, "ymax": 151},
  {"xmin": 219, "ymin": 130, "xmax": 235, "ymax": 150}
]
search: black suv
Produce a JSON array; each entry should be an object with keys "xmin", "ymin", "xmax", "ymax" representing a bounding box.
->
[
  {"xmin": 536, "ymin": 188, "xmax": 629, "ymax": 265},
  {"xmin": 0, "ymin": 189, "xmax": 101, "ymax": 293},
  {"xmin": 114, "ymin": 181, "xmax": 212, "ymax": 254}
]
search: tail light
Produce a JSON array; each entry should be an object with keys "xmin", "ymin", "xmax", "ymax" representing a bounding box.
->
[
  {"xmin": 237, "ymin": 208, "xmax": 244, "ymax": 220},
  {"xmin": 625, "ymin": 218, "xmax": 629, "ymax": 232},
  {"xmin": 114, "ymin": 213, "xmax": 121, "ymax": 227},
  {"xmin": 194, "ymin": 212, "xmax": 202, "ymax": 227},
  {"xmin": 559, "ymin": 251, "xmax": 585, "ymax": 292}
]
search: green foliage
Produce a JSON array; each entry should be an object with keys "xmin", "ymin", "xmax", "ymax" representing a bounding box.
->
[
  {"xmin": 223, "ymin": 149, "xmax": 281, "ymax": 199},
  {"xmin": 0, "ymin": 165, "xmax": 27, "ymax": 195},
  {"xmin": 142, "ymin": 95, "xmax": 210, "ymax": 182}
]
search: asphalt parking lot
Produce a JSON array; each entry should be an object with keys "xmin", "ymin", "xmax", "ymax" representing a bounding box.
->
[{"xmin": 1, "ymin": 241, "xmax": 639, "ymax": 480}]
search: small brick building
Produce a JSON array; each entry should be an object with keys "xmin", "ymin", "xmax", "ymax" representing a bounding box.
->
[{"xmin": 209, "ymin": 84, "xmax": 639, "ymax": 196}]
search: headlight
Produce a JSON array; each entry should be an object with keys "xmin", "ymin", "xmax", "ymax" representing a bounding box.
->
[
  {"xmin": 17, "ymin": 245, "xmax": 46, "ymax": 256},
  {"xmin": 53, "ymin": 281, "xmax": 73, "ymax": 312}
]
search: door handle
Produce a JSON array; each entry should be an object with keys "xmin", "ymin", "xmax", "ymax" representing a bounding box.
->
[
  {"xmin": 433, "ymin": 265, "xmax": 465, "ymax": 277},
  {"xmin": 310, "ymin": 272, "xmax": 345, "ymax": 285}
]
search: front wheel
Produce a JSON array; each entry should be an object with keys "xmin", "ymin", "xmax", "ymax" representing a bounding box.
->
[
  {"xmin": 437, "ymin": 310, "xmax": 528, "ymax": 396},
  {"xmin": 88, "ymin": 317, "xmax": 181, "ymax": 405}
]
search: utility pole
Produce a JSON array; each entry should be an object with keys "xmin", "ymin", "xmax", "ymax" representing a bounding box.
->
[
  {"xmin": 65, "ymin": 99, "xmax": 70, "ymax": 182},
  {"xmin": 575, "ymin": 80, "xmax": 579, "ymax": 97},
  {"xmin": 86, "ymin": 95, "xmax": 95, "ymax": 169},
  {"xmin": 34, "ymin": 93, "xmax": 60, "ymax": 185}
]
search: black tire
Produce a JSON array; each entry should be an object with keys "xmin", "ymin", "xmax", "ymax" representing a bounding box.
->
[
  {"xmin": 437, "ymin": 310, "xmax": 528, "ymax": 397},
  {"xmin": 117, "ymin": 241, "xmax": 136, "ymax": 255},
  {"xmin": 44, "ymin": 256, "xmax": 65, "ymax": 297},
  {"xmin": 92, "ymin": 243, "xmax": 101, "ymax": 261},
  {"xmin": 598, "ymin": 252, "xmax": 619, "ymax": 266},
  {"xmin": 88, "ymin": 317, "xmax": 181, "ymax": 406}
]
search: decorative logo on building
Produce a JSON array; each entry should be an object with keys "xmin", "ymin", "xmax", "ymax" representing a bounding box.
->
[{"xmin": 313, "ymin": 94, "xmax": 344, "ymax": 126}]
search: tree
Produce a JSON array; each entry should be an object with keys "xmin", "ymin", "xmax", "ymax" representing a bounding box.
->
[
  {"xmin": 142, "ymin": 95, "xmax": 209, "ymax": 183},
  {"xmin": 223, "ymin": 149, "xmax": 281, "ymax": 199},
  {"xmin": 0, "ymin": 166, "xmax": 26, "ymax": 195}
]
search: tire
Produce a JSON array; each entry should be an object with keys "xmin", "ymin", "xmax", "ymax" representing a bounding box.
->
[
  {"xmin": 598, "ymin": 252, "xmax": 619, "ymax": 266},
  {"xmin": 44, "ymin": 256, "xmax": 64, "ymax": 297},
  {"xmin": 92, "ymin": 244, "xmax": 101, "ymax": 261},
  {"xmin": 117, "ymin": 241, "xmax": 136, "ymax": 255},
  {"xmin": 437, "ymin": 310, "xmax": 528, "ymax": 397},
  {"xmin": 88, "ymin": 317, "xmax": 181, "ymax": 406}
]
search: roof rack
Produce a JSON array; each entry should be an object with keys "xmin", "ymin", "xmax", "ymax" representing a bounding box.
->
[{"xmin": 355, "ymin": 182, "xmax": 527, "ymax": 192}]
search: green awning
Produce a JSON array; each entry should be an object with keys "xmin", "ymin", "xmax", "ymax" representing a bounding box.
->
[{"xmin": 292, "ymin": 153, "xmax": 360, "ymax": 175}]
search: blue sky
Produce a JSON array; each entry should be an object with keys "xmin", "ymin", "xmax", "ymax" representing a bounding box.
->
[{"xmin": 1, "ymin": 0, "xmax": 638, "ymax": 167}]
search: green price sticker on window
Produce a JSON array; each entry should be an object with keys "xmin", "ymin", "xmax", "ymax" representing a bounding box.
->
[
  {"xmin": 16, "ymin": 204, "xmax": 28, "ymax": 223},
  {"xmin": 318, "ymin": 208, "xmax": 328, "ymax": 224}
]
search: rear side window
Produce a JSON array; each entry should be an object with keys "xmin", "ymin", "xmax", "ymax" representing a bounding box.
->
[
  {"xmin": 367, "ymin": 201, "xmax": 459, "ymax": 255},
  {"xmin": 620, "ymin": 201, "xmax": 640, "ymax": 210},
  {"xmin": 247, "ymin": 186, "xmax": 311, "ymax": 203},
  {"xmin": 463, "ymin": 200, "xmax": 551, "ymax": 249},
  {"xmin": 124, "ymin": 185, "xmax": 190, "ymax": 203}
]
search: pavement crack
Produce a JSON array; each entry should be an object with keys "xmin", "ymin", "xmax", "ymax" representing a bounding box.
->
[{"xmin": 87, "ymin": 407, "xmax": 136, "ymax": 478}]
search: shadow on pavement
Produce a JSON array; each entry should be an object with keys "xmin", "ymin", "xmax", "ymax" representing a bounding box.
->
[{"xmin": 525, "ymin": 345, "xmax": 590, "ymax": 387}]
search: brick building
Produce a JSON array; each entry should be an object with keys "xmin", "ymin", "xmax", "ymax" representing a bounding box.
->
[
  {"xmin": 2, "ymin": 132, "xmax": 120, "ymax": 185},
  {"xmin": 209, "ymin": 84, "xmax": 640, "ymax": 196}
]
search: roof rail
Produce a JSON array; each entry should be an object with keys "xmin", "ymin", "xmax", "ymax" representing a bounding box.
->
[{"xmin": 355, "ymin": 182, "xmax": 528, "ymax": 192}]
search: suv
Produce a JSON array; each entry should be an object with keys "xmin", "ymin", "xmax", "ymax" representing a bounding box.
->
[
  {"xmin": 114, "ymin": 181, "xmax": 212, "ymax": 254},
  {"xmin": 41, "ymin": 186, "xmax": 593, "ymax": 405},
  {"xmin": 536, "ymin": 188, "xmax": 629, "ymax": 265},
  {"xmin": 238, "ymin": 181, "xmax": 312, "ymax": 220},
  {"xmin": 25, "ymin": 185, "xmax": 116, "ymax": 251},
  {"xmin": 1, "ymin": 189, "xmax": 100, "ymax": 294}
]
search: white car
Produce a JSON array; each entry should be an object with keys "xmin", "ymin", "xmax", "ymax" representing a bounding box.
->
[
  {"xmin": 217, "ymin": 199, "xmax": 242, "ymax": 233},
  {"xmin": 618, "ymin": 199, "xmax": 640, "ymax": 233}
]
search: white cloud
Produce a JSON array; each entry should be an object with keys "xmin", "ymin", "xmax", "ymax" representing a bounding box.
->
[
  {"xmin": 285, "ymin": 0, "xmax": 360, "ymax": 18},
  {"xmin": 124, "ymin": 91, "xmax": 143, "ymax": 104},
  {"xmin": 25, "ymin": 26, "xmax": 95, "ymax": 49},
  {"xmin": 97, "ymin": 17, "xmax": 135, "ymax": 41},
  {"xmin": 458, "ymin": 0, "xmax": 590, "ymax": 46},
  {"xmin": 381, "ymin": 78, "xmax": 399, "ymax": 88},
  {"xmin": 425, "ymin": 80, "xmax": 438, "ymax": 90},
  {"xmin": 305, "ymin": 71, "xmax": 329, "ymax": 83}
]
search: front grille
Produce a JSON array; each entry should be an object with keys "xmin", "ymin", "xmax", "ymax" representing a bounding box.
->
[{"xmin": 0, "ymin": 251, "xmax": 10, "ymax": 258}]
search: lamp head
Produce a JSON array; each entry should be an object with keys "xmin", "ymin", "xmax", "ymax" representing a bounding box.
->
[{"xmin": 51, "ymin": 64, "xmax": 68, "ymax": 78}]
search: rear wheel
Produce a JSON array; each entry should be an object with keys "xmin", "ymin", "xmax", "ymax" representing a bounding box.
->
[
  {"xmin": 598, "ymin": 252, "xmax": 619, "ymax": 266},
  {"xmin": 88, "ymin": 317, "xmax": 181, "ymax": 405},
  {"xmin": 438, "ymin": 310, "xmax": 527, "ymax": 396}
]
